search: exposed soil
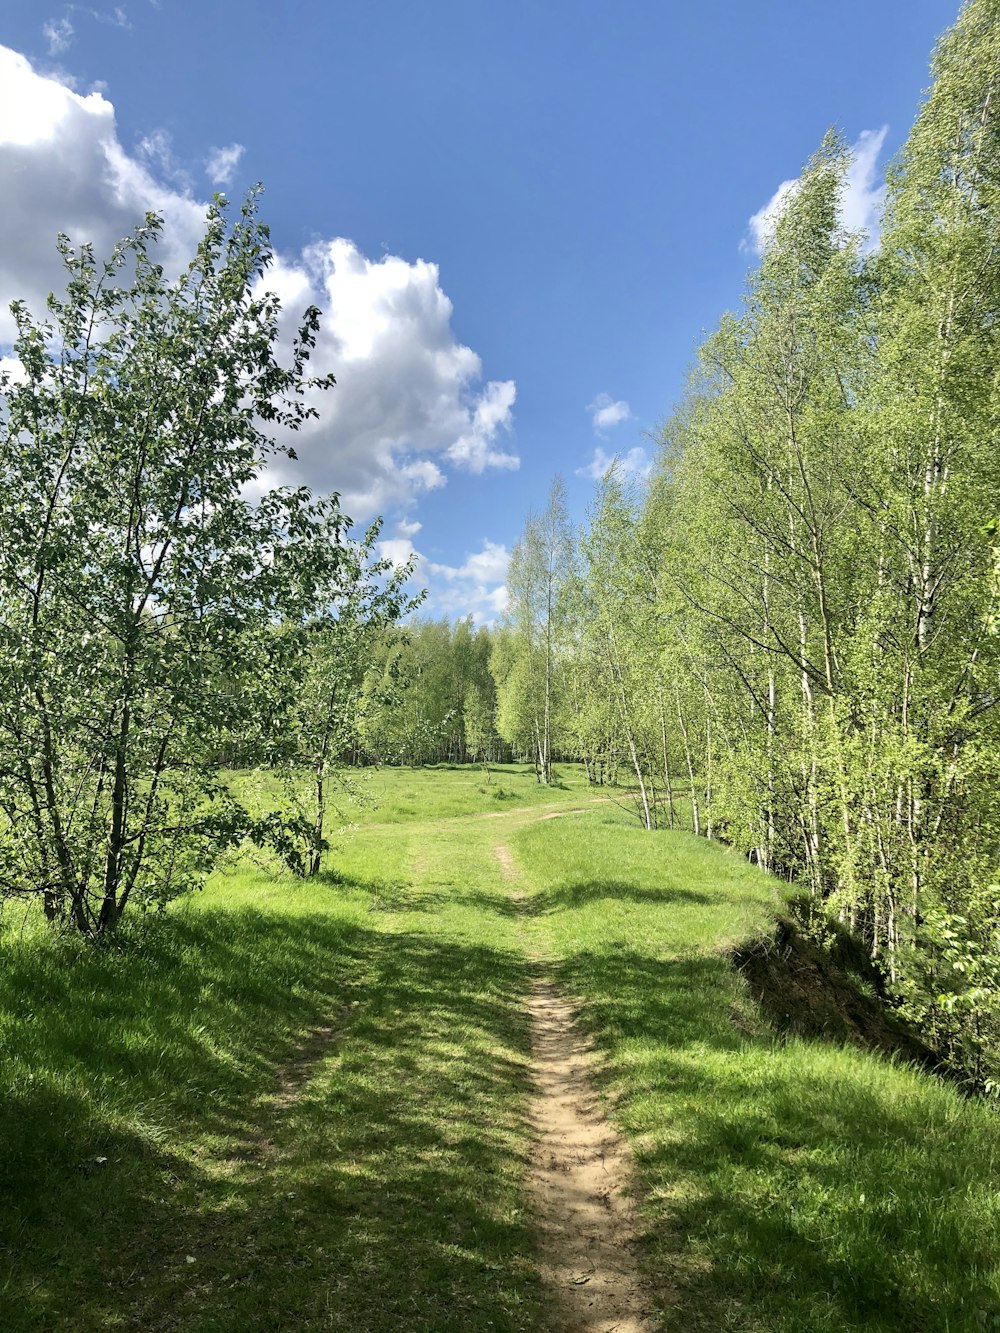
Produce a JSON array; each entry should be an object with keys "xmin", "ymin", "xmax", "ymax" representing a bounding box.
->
[
  {"xmin": 494, "ymin": 838, "xmax": 653, "ymax": 1332},
  {"xmin": 493, "ymin": 842, "xmax": 518, "ymax": 879},
  {"xmin": 526, "ymin": 974, "xmax": 653, "ymax": 1333},
  {"xmin": 540, "ymin": 806, "xmax": 608, "ymax": 821},
  {"xmin": 734, "ymin": 918, "xmax": 943, "ymax": 1072}
]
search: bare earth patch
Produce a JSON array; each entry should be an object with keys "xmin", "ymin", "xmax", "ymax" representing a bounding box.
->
[
  {"xmin": 493, "ymin": 833, "xmax": 652, "ymax": 1333},
  {"xmin": 493, "ymin": 842, "xmax": 518, "ymax": 879},
  {"xmin": 527, "ymin": 976, "xmax": 653, "ymax": 1332},
  {"xmin": 539, "ymin": 806, "xmax": 604, "ymax": 821}
]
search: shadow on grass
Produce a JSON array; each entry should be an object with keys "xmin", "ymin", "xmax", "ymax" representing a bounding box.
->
[
  {"xmin": 388, "ymin": 887, "xmax": 523, "ymax": 919},
  {"xmin": 311, "ymin": 871, "xmax": 523, "ymax": 921},
  {"xmin": 557, "ymin": 946, "xmax": 1000, "ymax": 1332},
  {"xmin": 310, "ymin": 867, "xmax": 416, "ymax": 909},
  {"xmin": 531, "ymin": 880, "xmax": 716, "ymax": 913},
  {"xmin": 0, "ymin": 912, "xmax": 541, "ymax": 1333}
]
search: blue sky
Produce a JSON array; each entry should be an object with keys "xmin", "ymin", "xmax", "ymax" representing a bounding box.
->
[{"xmin": 0, "ymin": 0, "xmax": 959, "ymax": 619}]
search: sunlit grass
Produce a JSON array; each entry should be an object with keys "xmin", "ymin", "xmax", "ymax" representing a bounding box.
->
[
  {"xmin": 0, "ymin": 814, "xmax": 549, "ymax": 1331},
  {"xmin": 231, "ymin": 760, "xmax": 596, "ymax": 835},
  {"xmin": 2, "ymin": 770, "xmax": 998, "ymax": 1331},
  {"xmin": 515, "ymin": 813, "xmax": 1000, "ymax": 1332}
]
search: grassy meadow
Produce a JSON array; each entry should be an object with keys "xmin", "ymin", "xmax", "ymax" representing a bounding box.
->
[{"xmin": 1, "ymin": 763, "xmax": 998, "ymax": 1331}]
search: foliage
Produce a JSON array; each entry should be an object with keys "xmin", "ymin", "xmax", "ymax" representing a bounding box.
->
[
  {"xmin": 282, "ymin": 524, "xmax": 421, "ymax": 873},
  {"xmin": 0, "ymin": 194, "xmax": 354, "ymax": 933},
  {"xmin": 505, "ymin": 0, "xmax": 1000, "ymax": 1087},
  {"xmin": 359, "ymin": 617, "xmax": 499, "ymax": 766},
  {"xmin": 493, "ymin": 477, "xmax": 573, "ymax": 783}
]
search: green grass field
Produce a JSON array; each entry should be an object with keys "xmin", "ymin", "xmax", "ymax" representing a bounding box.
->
[{"xmin": 1, "ymin": 764, "xmax": 998, "ymax": 1331}]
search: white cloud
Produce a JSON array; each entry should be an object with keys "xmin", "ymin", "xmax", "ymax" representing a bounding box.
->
[
  {"xmin": 576, "ymin": 445, "xmax": 651, "ymax": 482},
  {"xmin": 426, "ymin": 540, "xmax": 510, "ymax": 622},
  {"xmin": 136, "ymin": 128, "xmax": 192, "ymax": 190},
  {"xmin": 0, "ymin": 355, "xmax": 28, "ymax": 384},
  {"xmin": 0, "ymin": 46, "xmax": 206, "ymax": 344},
  {"xmin": 44, "ymin": 5, "xmax": 131, "ymax": 52},
  {"xmin": 840, "ymin": 126, "xmax": 887, "ymax": 243},
  {"xmin": 377, "ymin": 536, "xmax": 510, "ymax": 623},
  {"xmin": 446, "ymin": 377, "xmax": 517, "ymax": 472},
  {"xmin": 743, "ymin": 127, "xmax": 889, "ymax": 255},
  {"xmin": 259, "ymin": 239, "xmax": 518, "ymax": 511},
  {"xmin": 205, "ymin": 142, "xmax": 244, "ymax": 187},
  {"xmin": 744, "ymin": 178, "xmax": 799, "ymax": 255},
  {"xmin": 43, "ymin": 18, "xmax": 74, "ymax": 54},
  {"xmin": 396, "ymin": 517, "xmax": 422, "ymax": 538},
  {"xmin": 0, "ymin": 43, "xmax": 517, "ymax": 518},
  {"xmin": 428, "ymin": 538, "xmax": 509, "ymax": 586},
  {"xmin": 378, "ymin": 537, "xmax": 419, "ymax": 571},
  {"xmin": 587, "ymin": 392, "xmax": 631, "ymax": 435}
]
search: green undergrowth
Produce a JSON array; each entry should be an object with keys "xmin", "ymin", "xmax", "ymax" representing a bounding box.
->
[
  {"xmin": 2, "ymin": 768, "xmax": 998, "ymax": 1331},
  {"xmin": 0, "ymin": 782, "xmax": 571, "ymax": 1331},
  {"xmin": 514, "ymin": 811, "xmax": 1000, "ymax": 1332}
]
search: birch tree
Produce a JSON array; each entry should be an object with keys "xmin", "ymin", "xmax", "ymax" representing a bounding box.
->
[{"xmin": 493, "ymin": 478, "xmax": 572, "ymax": 782}]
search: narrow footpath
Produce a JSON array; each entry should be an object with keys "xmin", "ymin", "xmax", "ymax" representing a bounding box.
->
[{"xmin": 494, "ymin": 841, "xmax": 653, "ymax": 1333}]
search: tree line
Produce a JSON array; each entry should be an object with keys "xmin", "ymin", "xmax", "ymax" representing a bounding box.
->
[{"xmin": 488, "ymin": 0, "xmax": 1000, "ymax": 1090}]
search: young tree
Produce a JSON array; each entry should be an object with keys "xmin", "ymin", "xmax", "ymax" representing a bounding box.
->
[
  {"xmin": 463, "ymin": 681, "xmax": 498, "ymax": 781},
  {"xmin": 579, "ymin": 465, "xmax": 662, "ymax": 828},
  {"xmin": 290, "ymin": 525, "xmax": 421, "ymax": 875},
  {"xmin": 853, "ymin": 0, "xmax": 1000, "ymax": 1015},
  {"xmin": 0, "ymin": 195, "xmax": 347, "ymax": 934},
  {"xmin": 494, "ymin": 477, "xmax": 572, "ymax": 783}
]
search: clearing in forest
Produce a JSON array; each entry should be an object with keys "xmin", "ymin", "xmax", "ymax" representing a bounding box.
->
[{"xmin": 1, "ymin": 763, "xmax": 999, "ymax": 1332}]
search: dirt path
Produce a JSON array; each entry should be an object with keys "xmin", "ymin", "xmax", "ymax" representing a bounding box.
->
[{"xmin": 496, "ymin": 839, "xmax": 653, "ymax": 1333}]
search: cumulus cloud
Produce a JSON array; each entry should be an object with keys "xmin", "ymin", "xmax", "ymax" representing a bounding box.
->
[
  {"xmin": 743, "ymin": 127, "xmax": 889, "ymax": 255},
  {"xmin": 378, "ymin": 537, "xmax": 420, "ymax": 571},
  {"xmin": 576, "ymin": 445, "xmax": 651, "ymax": 483},
  {"xmin": 426, "ymin": 540, "xmax": 510, "ymax": 622},
  {"xmin": 0, "ymin": 355, "xmax": 28, "ymax": 384},
  {"xmin": 0, "ymin": 43, "xmax": 517, "ymax": 518},
  {"xmin": 446, "ymin": 378, "xmax": 517, "ymax": 472},
  {"xmin": 259, "ymin": 240, "xmax": 517, "ymax": 511},
  {"xmin": 0, "ymin": 46, "xmax": 206, "ymax": 343},
  {"xmin": 428, "ymin": 539, "xmax": 509, "ymax": 586},
  {"xmin": 205, "ymin": 142, "xmax": 244, "ymax": 187},
  {"xmin": 587, "ymin": 392, "xmax": 631, "ymax": 435},
  {"xmin": 377, "ymin": 534, "xmax": 510, "ymax": 623}
]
